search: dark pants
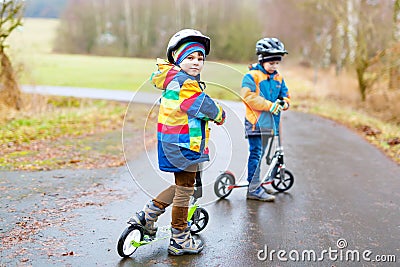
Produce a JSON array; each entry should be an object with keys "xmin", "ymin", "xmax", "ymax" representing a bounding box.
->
[{"xmin": 247, "ymin": 135, "xmax": 271, "ymax": 186}]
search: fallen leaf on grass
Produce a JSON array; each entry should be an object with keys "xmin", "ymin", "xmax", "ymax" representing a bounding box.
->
[
  {"xmin": 107, "ymin": 161, "xmax": 125, "ymax": 167},
  {"xmin": 357, "ymin": 125, "xmax": 381, "ymax": 136},
  {"xmin": 387, "ymin": 137, "xmax": 400, "ymax": 146}
]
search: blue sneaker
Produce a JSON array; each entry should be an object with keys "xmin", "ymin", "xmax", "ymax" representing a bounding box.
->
[{"xmin": 247, "ymin": 187, "xmax": 275, "ymax": 202}]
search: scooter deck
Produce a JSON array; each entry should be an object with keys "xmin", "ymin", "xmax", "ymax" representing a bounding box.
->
[{"xmin": 131, "ymin": 226, "xmax": 171, "ymax": 248}]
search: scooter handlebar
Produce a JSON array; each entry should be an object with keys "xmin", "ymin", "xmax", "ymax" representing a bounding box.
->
[{"xmin": 278, "ymin": 97, "xmax": 285, "ymax": 106}]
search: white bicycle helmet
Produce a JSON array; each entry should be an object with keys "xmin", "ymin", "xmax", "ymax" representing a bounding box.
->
[
  {"xmin": 167, "ymin": 29, "xmax": 210, "ymax": 64},
  {"xmin": 255, "ymin": 37, "xmax": 288, "ymax": 56}
]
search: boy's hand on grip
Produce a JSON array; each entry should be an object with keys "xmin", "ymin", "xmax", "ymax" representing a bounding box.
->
[
  {"xmin": 269, "ymin": 100, "xmax": 283, "ymax": 115},
  {"xmin": 282, "ymin": 100, "xmax": 289, "ymax": 110},
  {"xmin": 215, "ymin": 110, "xmax": 226, "ymax": 125}
]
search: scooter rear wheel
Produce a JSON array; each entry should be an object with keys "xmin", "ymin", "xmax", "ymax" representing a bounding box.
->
[
  {"xmin": 214, "ymin": 172, "xmax": 235, "ymax": 199},
  {"xmin": 117, "ymin": 224, "xmax": 144, "ymax": 257},
  {"xmin": 271, "ymin": 169, "xmax": 294, "ymax": 192}
]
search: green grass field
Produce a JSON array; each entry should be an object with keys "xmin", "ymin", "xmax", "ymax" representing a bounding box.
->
[
  {"xmin": 8, "ymin": 18, "xmax": 59, "ymax": 54},
  {"xmin": 6, "ymin": 18, "xmax": 299, "ymax": 101},
  {"xmin": 23, "ymin": 54, "xmax": 157, "ymax": 91},
  {"xmin": 8, "ymin": 18, "xmax": 248, "ymax": 100},
  {"xmin": 21, "ymin": 54, "xmax": 248, "ymax": 99}
]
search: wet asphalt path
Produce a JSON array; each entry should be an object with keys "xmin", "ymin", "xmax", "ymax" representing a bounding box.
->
[{"xmin": 1, "ymin": 87, "xmax": 399, "ymax": 266}]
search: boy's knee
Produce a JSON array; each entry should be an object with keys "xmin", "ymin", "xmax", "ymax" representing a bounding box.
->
[
  {"xmin": 249, "ymin": 149, "xmax": 262, "ymax": 159},
  {"xmin": 154, "ymin": 185, "xmax": 176, "ymax": 207},
  {"xmin": 173, "ymin": 185, "xmax": 194, "ymax": 207}
]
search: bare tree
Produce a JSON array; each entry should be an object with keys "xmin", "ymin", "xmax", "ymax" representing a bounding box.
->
[
  {"xmin": 335, "ymin": 21, "xmax": 346, "ymax": 74},
  {"xmin": 389, "ymin": 0, "xmax": 400, "ymax": 91},
  {"xmin": 347, "ymin": 0, "xmax": 360, "ymax": 63},
  {"xmin": 123, "ymin": 0, "xmax": 133, "ymax": 55},
  {"xmin": 90, "ymin": 0, "xmax": 102, "ymax": 39},
  {"xmin": 0, "ymin": 0, "xmax": 24, "ymax": 110},
  {"xmin": 354, "ymin": 0, "xmax": 379, "ymax": 101},
  {"xmin": 308, "ymin": 0, "xmax": 390, "ymax": 100}
]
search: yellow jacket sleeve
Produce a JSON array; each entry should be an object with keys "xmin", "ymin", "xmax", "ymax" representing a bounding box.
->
[{"xmin": 241, "ymin": 87, "xmax": 273, "ymax": 112}]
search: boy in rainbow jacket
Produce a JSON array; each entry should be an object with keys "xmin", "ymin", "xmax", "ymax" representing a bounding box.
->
[{"xmin": 130, "ymin": 29, "xmax": 225, "ymax": 255}]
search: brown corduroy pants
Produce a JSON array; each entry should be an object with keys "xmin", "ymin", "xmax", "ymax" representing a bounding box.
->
[{"xmin": 152, "ymin": 170, "xmax": 196, "ymax": 231}]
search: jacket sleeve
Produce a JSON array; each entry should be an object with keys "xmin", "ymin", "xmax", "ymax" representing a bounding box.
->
[
  {"xmin": 241, "ymin": 73, "xmax": 273, "ymax": 112},
  {"xmin": 180, "ymin": 79, "xmax": 225, "ymax": 123},
  {"xmin": 279, "ymin": 78, "xmax": 291, "ymax": 110}
]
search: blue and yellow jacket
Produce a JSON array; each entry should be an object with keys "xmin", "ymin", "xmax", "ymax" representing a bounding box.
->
[
  {"xmin": 241, "ymin": 63, "xmax": 290, "ymax": 136},
  {"xmin": 151, "ymin": 59, "xmax": 225, "ymax": 172}
]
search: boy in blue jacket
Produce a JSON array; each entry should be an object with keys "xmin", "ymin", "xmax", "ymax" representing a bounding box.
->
[{"xmin": 241, "ymin": 37, "xmax": 291, "ymax": 201}]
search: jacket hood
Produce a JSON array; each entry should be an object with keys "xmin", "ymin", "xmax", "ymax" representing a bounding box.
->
[
  {"xmin": 151, "ymin": 58, "xmax": 181, "ymax": 90},
  {"xmin": 151, "ymin": 58, "xmax": 201, "ymax": 90}
]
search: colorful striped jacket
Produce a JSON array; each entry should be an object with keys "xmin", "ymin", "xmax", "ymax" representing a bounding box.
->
[
  {"xmin": 241, "ymin": 63, "xmax": 290, "ymax": 136},
  {"xmin": 151, "ymin": 59, "xmax": 225, "ymax": 171}
]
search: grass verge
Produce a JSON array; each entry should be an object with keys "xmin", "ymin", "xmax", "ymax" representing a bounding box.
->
[{"xmin": 0, "ymin": 96, "xmax": 155, "ymax": 171}]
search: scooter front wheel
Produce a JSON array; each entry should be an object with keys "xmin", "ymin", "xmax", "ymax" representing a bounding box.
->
[
  {"xmin": 272, "ymin": 169, "xmax": 294, "ymax": 192},
  {"xmin": 117, "ymin": 224, "xmax": 144, "ymax": 257},
  {"xmin": 190, "ymin": 207, "xmax": 209, "ymax": 234},
  {"xmin": 214, "ymin": 172, "xmax": 235, "ymax": 199}
]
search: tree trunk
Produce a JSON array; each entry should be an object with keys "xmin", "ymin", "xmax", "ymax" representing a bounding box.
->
[
  {"xmin": 346, "ymin": 0, "xmax": 359, "ymax": 63},
  {"xmin": 142, "ymin": 2, "xmax": 151, "ymax": 49},
  {"xmin": 0, "ymin": 47, "xmax": 22, "ymax": 110},
  {"xmin": 201, "ymin": 0, "xmax": 209, "ymax": 32},
  {"xmin": 389, "ymin": 0, "xmax": 400, "ymax": 91},
  {"xmin": 188, "ymin": 0, "xmax": 197, "ymax": 28},
  {"xmin": 123, "ymin": 0, "xmax": 133, "ymax": 56},
  {"xmin": 335, "ymin": 22, "xmax": 346, "ymax": 75},
  {"xmin": 393, "ymin": 0, "xmax": 400, "ymax": 41},
  {"xmin": 175, "ymin": 0, "xmax": 182, "ymax": 28},
  {"xmin": 356, "ymin": 62, "xmax": 368, "ymax": 101},
  {"xmin": 91, "ymin": 0, "xmax": 102, "ymax": 38}
]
